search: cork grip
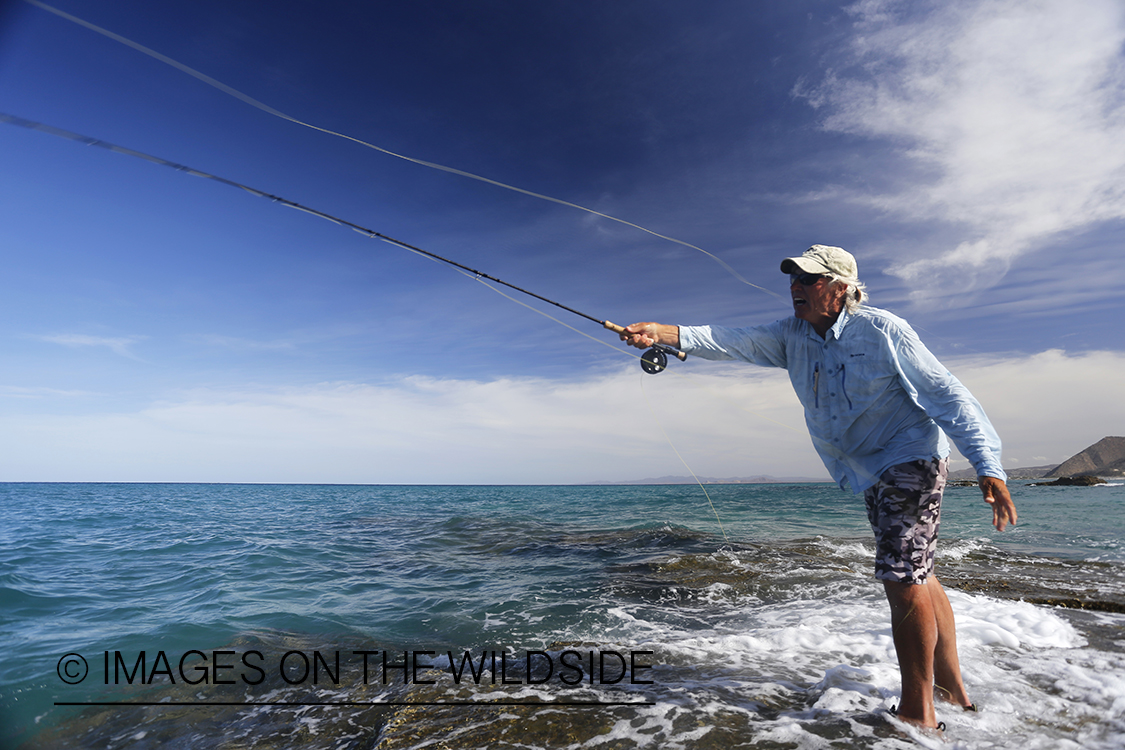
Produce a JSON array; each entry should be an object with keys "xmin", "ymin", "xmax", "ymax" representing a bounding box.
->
[{"xmin": 603, "ymin": 321, "xmax": 687, "ymax": 361}]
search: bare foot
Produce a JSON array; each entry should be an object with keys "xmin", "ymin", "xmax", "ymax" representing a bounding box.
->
[
  {"xmin": 934, "ymin": 684, "xmax": 976, "ymax": 712},
  {"xmin": 889, "ymin": 704, "xmax": 946, "ymax": 735}
]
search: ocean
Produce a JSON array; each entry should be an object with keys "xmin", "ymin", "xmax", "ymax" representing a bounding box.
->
[{"xmin": 1, "ymin": 481, "xmax": 1122, "ymax": 749}]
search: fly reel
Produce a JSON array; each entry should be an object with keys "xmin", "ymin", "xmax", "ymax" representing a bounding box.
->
[
  {"xmin": 640, "ymin": 345, "xmax": 681, "ymax": 374},
  {"xmin": 602, "ymin": 321, "xmax": 686, "ymax": 374}
]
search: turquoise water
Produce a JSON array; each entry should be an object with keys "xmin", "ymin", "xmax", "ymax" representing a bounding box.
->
[{"xmin": 2, "ymin": 482, "xmax": 1123, "ymax": 748}]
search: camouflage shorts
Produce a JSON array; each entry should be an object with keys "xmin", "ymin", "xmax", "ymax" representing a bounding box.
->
[{"xmin": 862, "ymin": 457, "xmax": 948, "ymax": 585}]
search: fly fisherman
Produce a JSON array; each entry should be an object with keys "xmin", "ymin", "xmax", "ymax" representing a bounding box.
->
[{"xmin": 621, "ymin": 245, "xmax": 1018, "ymax": 733}]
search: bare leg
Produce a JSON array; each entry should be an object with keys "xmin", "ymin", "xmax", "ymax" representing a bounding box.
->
[
  {"xmin": 928, "ymin": 576, "xmax": 971, "ymax": 708},
  {"xmin": 883, "ymin": 576, "xmax": 971, "ymax": 728},
  {"xmin": 883, "ymin": 579, "xmax": 938, "ymax": 728}
]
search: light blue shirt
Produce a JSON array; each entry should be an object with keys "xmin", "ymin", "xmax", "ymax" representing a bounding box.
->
[{"xmin": 678, "ymin": 306, "xmax": 1006, "ymax": 493}]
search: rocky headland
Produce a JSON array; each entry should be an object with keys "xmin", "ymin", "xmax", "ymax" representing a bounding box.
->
[{"xmin": 948, "ymin": 436, "xmax": 1124, "ymax": 485}]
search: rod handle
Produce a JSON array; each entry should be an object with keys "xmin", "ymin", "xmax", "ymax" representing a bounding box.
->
[
  {"xmin": 604, "ymin": 321, "xmax": 687, "ymax": 361},
  {"xmin": 603, "ymin": 321, "xmax": 627, "ymax": 335}
]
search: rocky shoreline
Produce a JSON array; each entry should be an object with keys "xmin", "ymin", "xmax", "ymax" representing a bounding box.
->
[
  {"xmin": 946, "ymin": 436, "xmax": 1124, "ymax": 485},
  {"xmin": 1028, "ymin": 475, "xmax": 1107, "ymax": 486},
  {"xmin": 949, "ymin": 475, "xmax": 1108, "ymax": 488}
]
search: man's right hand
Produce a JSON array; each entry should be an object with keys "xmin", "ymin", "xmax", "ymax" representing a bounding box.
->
[
  {"xmin": 979, "ymin": 476, "xmax": 1018, "ymax": 531},
  {"xmin": 621, "ymin": 322, "xmax": 679, "ymax": 350}
]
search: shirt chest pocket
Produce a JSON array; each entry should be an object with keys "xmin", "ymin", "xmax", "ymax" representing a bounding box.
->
[{"xmin": 828, "ymin": 355, "xmax": 895, "ymax": 407}]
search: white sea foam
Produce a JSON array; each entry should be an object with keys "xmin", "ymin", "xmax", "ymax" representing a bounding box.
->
[
  {"xmin": 609, "ymin": 579, "xmax": 1124, "ymax": 749},
  {"xmin": 950, "ymin": 589, "xmax": 1084, "ymax": 650},
  {"xmin": 936, "ymin": 537, "xmax": 988, "ymax": 561}
]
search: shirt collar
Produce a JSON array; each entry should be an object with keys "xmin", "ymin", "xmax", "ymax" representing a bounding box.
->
[
  {"xmin": 825, "ymin": 307, "xmax": 852, "ymax": 341},
  {"xmin": 798, "ymin": 307, "xmax": 853, "ymax": 342}
]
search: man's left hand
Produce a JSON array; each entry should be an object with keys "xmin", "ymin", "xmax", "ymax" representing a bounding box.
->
[{"xmin": 979, "ymin": 476, "xmax": 1017, "ymax": 531}]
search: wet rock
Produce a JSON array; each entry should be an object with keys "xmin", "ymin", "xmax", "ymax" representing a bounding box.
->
[{"xmin": 1031, "ymin": 475, "xmax": 1107, "ymax": 486}]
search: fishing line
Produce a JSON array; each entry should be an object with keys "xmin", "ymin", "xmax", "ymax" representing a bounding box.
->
[
  {"xmin": 1, "ymin": 112, "xmax": 686, "ymax": 375},
  {"xmin": 18, "ymin": 0, "xmax": 895, "ymax": 537},
  {"xmin": 431, "ymin": 266, "xmax": 741, "ymax": 543},
  {"xmin": 456, "ymin": 246, "xmax": 814, "ymax": 538},
  {"xmin": 464, "ymin": 269, "xmax": 814, "ymax": 544},
  {"xmin": 18, "ymin": 0, "xmax": 802, "ymax": 537},
  {"xmin": 639, "ymin": 376, "xmax": 730, "ymax": 544},
  {"xmin": 22, "ymin": 0, "xmax": 783, "ymax": 301},
  {"xmin": 4, "ymin": 111, "xmax": 810, "ymax": 537},
  {"xmin": 4, "ymin": 111, "xmax": 807, "ymax": 539}
]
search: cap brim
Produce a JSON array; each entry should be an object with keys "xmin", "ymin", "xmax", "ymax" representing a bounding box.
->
[{"xmin": 780, "ymin": 257, "xmax": 830, "ymax": 274}]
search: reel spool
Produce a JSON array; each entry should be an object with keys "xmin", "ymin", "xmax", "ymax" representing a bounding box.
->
[
  {"xmin": 640, "ymin": 346, "xmax": 669, "ymax": 374},
  {"xmin": 603, "ymin": 322, "xmax": 685, "ymax": 374}
]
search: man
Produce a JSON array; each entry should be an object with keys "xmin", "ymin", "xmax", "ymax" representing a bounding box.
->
[{"xmin": 621, "ymin": 245, "xmax": 1017, "ymax": 732}]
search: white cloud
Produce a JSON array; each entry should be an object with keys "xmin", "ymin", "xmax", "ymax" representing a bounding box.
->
[
  {"xmin": 0, "ymin": 365, "xmax": 814, "ymax": 484},
  {"xmin": 0, "ymin": 385, "xmax": 92, "ymax": 399},
  {"xmin": 37, "ymin": 333, "xmax": 146, "ymax": 359},
  {"xmin": 942, "ymin": 348, "xmax": 1125, "ymax": 470},
  {"xmin": 1, "ymin": 349, "xmax": 1120, "ymax": 484},
  {"xmin": 797, "ymin": 0, "xmax": 1125, "ymax": 295},
  {"xmin": 189, "ymin": 334, "xmax": 297, "ymax": 352}
]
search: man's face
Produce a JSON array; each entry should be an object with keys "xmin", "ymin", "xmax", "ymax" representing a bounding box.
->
[{"xmin": 790, "ymin": 273, "xmax": 847, "ymax": 333}]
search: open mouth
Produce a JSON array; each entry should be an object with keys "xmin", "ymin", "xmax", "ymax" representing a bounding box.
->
[{"xmin": 792, "ymin": 295, "xmax": 808, "ymax": 307}]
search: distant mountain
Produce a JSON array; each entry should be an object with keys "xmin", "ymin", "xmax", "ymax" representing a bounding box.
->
[
  {"xmin": 947, "ymin": 464, "xmax": 1054, "ymax": 481},
  {"xmin": 1047, "ymin": 436, "xmax": 1125, "ymax": 478},
  {"xmin": 603, "ymin": 436, "xmax": 1125, "ymax": 485},
  {"xmin": 947, "ymin": 436, "xmax": 1125, "ymax": 482},
  {"xmin": 587, "ymin": 475, "xmax": 831, "ymax": 485}
]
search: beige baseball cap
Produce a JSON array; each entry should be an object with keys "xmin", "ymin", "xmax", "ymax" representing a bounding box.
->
[{"xmin": 780, "ymin": 245, "xmax": 858, "ymax": 280}]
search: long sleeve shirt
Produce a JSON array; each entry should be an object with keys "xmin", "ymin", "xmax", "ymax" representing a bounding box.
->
[{"xmin": 678, "ymin": 306, "xmax": 1006, "ymax": 493}]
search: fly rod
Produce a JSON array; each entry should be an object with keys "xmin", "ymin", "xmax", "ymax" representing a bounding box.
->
[{"xmin": 2, "ymin": 112, "xmax": 686, "ymax": 373}]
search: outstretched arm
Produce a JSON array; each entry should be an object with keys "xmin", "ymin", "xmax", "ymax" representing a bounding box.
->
[
  {"xmin": 621, "ymin": 323, "xmax": 680, "ymax": 350},
  {"xmin": 979, "ymin": 476, "xmax": 1017, "ymax": 531}
]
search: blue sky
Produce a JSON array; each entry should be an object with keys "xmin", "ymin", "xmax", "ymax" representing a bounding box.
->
[{"xmin": 1, "ymin": 0, "xmax": 1123, "ymax": 483}]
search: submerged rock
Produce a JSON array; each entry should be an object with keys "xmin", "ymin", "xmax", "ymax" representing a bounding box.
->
[{"xmin": 1031, "ymin": 475, "xmax": 1107, "ymax": 486}]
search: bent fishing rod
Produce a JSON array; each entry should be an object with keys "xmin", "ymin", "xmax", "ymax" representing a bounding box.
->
[{"xmin": 2, "ymin": 112, "xmax": 685, "ymax": 374}]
